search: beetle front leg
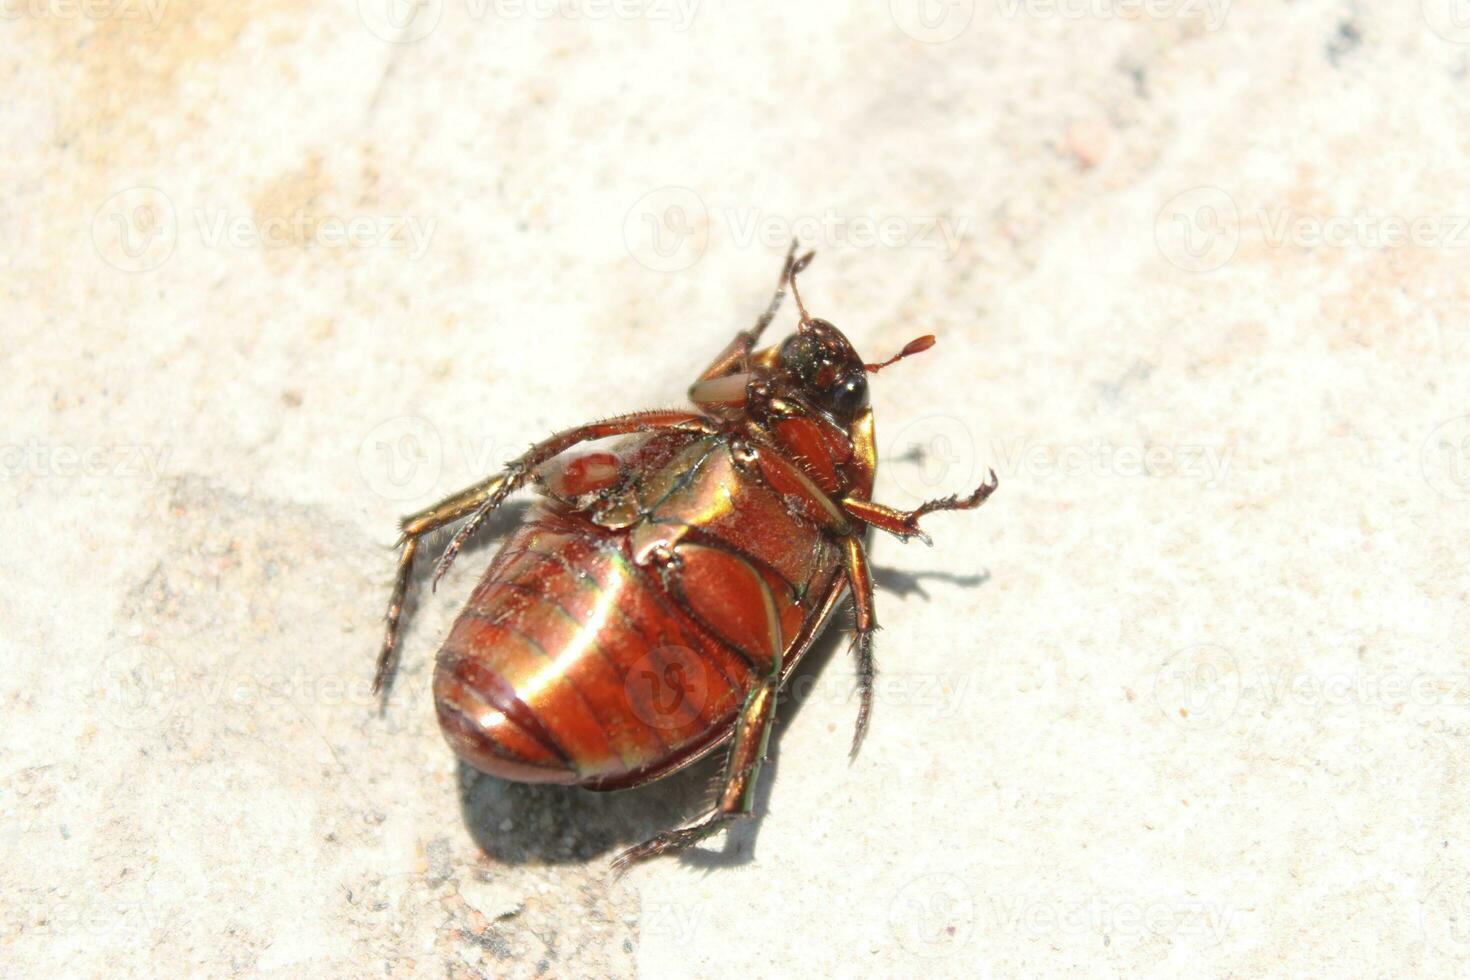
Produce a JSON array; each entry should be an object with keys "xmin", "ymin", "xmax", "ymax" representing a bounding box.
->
[
  {"xmin": 840, "ymin": 469, "xmax": 999, "ymax": 545},
  {"xmin": 613, "ymin": 672, "xmax": 781, "ymax": 872},
  {"xmin": 691, "ymin": 239, "xmax": 805, "ymax": 385}
]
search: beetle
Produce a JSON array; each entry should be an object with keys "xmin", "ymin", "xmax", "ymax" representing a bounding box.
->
[{"xmin": 373, "ymin": 242, "xmax": 997, "ymax": 870}]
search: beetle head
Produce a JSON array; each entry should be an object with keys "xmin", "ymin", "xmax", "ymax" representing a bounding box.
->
[
  {"xmin": 771, "ymin": 250, "xmax": 935, "ymax": 424},
  {"xmin": 774, "ymin": 317, "xmax": 871, "ymax": 422}
]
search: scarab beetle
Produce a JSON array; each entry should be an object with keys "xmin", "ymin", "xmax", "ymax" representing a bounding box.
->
[{"xmin": 374, "ymin": 242, "xmax": 996, "ymax": 869}]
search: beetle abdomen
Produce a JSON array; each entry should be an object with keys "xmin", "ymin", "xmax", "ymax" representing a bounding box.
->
[
  {"xmin": 435, "ymin": 434, "xmax": 846, "ymax": 789},
  {"xmin": 434, "ymin": 507, "xmax": 764, "ymax": 786}
]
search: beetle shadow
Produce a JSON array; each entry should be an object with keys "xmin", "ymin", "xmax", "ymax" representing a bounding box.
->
[
  {"xmin": 870, "ymin": 566, "xmax": 990, "ymax": 602},
  {"xmin": 453, "ymin": 560, "xmax": 989, "ymax": 870},
  {"xmin": 668, "ymin": 562, "xmax": 992, "ymax": 870}
]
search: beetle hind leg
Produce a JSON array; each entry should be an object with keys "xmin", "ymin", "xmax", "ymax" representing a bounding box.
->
[
  {"xmin": 611, "ymin": 811, "xmax": 745, "ymax": 874},
  {"xmin": 376, "ymin": 535, "xmax": 420, "ymax": 697},
  {"xmin": 849, "ymin": 627, "xmax": 878, "ymax": 759},
  {"xmin": 374, "ymin": 410, "xmax": 714, "ymax": 704},
  {"xmin": 431, "ymin": 410, "xmax": 713, "ymax": 588},
  {"xmin": 613, "ymin": 677, "xmax": 780, "ymax": 873},
  {"xmin": 841, "ymin": 535, "xmax": 881, "ymax": 760},
  {"xmin": 375, "ymin": 475, "xmax": 513, "ymax": 699}
]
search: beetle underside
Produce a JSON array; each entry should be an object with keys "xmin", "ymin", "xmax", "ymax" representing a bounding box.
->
[{"xmin": 373, "ymin": 242, "xmax": 997, "ymax": 871}]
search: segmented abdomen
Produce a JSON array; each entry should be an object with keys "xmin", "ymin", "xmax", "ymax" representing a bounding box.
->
[{"xmin": 434, "ymin": 434, "xmax": 844, "ymax": 789}]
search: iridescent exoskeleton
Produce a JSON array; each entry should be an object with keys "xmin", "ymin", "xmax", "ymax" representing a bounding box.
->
[{"xmin": 374, "ymin": 243, "xmax": 997, "ymax": 869}]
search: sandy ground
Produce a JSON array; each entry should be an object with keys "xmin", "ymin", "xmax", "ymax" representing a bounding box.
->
[{"xmin": 4, "ymin": 1, "xmax": 1470, "ymax": 977}]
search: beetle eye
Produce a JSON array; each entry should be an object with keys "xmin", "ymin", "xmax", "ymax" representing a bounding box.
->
[{"xmin": 829, "ymin": 373, "xmax": 869, "ymax": 418}]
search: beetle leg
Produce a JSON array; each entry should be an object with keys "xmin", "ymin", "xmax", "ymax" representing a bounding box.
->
[
  {"xmin": 375, "ymin": 410, "xmax": 714, "ymax": 702},
  {"xmin": 375, "ymin": 474, "xmax": 511, "ymax": 698},
  {"xmin": 430, "ymin": 410, "xmax": 714, "ymax": 589},
  {"xmin": 840, "ymin": 534, "xmax": 880, "ymax": 760},
  {"xmin": 691, "ymin": 239, "xmax": 803, "ymax": 386},
  {"xmin": 612, "ymin": 676, "xmax": 780, "ymax": 873},
  {"xmin": 840, "ymin": 469, "xmax": 999, "ymax": 546}
]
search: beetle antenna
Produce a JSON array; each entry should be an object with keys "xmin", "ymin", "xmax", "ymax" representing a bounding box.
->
[
  {"xmin": 866, "ymin": 334, "xmax": 936, "ymax": 373},
  {"xmin": 787, "ymin": 243, "xmax": 817, "ymax": 329}
]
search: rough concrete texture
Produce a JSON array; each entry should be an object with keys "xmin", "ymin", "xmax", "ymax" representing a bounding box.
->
[{"xmin": 4, "ymin": 1, "xmax": 1470, "ymax": 977}]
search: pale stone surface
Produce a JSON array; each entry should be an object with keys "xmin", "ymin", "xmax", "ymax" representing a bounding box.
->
[{"xmin": 4, "ymin": 2, "xmax": 1469, "ymax": 977}]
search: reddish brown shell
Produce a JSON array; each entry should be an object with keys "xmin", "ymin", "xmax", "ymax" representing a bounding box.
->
[{"xmin": 433, "ymin": 431, "xmax": 851, "ymax": 790}]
